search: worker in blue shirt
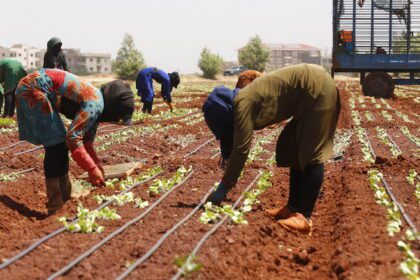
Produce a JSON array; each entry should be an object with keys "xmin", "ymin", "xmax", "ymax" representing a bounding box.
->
[{"xmin": 136, "ymin": 67, "xmax": 180, "ymax": 113}]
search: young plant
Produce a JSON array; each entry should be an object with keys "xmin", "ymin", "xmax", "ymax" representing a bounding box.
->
[
  {"xmin": 398, "ymin": 237, "xmax": 419, "ymax": 280},
  {"xmin": 376, "ymin": 127, "xmax": 402, "ymax": 158},
  {"xmin": 148, "ymin": 166, "xmax": 192, "ymax": 195},
  {"xmin": 58, "ymin": 204, "xmax": 120, "ymax": 234},
  {"xmin": 174, "ymin": 255, "xmax": 203, "ymax": 279}
]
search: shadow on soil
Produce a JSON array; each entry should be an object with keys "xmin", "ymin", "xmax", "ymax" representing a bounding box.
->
[{"xmin": 0, "ymin": 195, "xmax": 47, "ymax": 220}]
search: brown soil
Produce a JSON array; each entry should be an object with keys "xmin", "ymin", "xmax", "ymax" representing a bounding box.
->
[{"xmin": 0, "ymin": 81, "xmax": 418, "ymax": 280}]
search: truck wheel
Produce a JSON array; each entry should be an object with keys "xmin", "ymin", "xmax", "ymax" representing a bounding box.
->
[{"xmin": 362, "ymin": 72, "xmax": 394, "ymax": 99}]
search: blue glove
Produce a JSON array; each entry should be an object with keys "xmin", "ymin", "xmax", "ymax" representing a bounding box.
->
[{"xmin": 206, "ymin": 182, "xmax": 231, "ymax": 205}]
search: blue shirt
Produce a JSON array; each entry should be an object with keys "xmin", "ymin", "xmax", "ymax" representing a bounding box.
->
[{"xmin": 136, "ymin": 67, "xmax": 172, "ymax": 103}]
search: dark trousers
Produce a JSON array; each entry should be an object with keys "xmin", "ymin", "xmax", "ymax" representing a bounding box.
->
[
  {"xmin": 287, "ymin": 163, "xmax": 324, "ymax": 219},
  {"xmin": 3, "ymin": 92, "xmax": 15, "ymax": 117},
  {"xmin": 44, "ymin": 142, "xmax": 69, "ymax": 179},
  {"xmin": 0, "ymin": 92, "xmax": 3, "ymax": 115},
  {"xmin": 142, "ymin": 101, "xmax": 153, "ymax": 113}
]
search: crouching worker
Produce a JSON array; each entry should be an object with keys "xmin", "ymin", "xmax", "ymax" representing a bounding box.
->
[
  {"xmin": 136, "ymin": 67, "xmax": 180, "ymax": 113},
  {"xmin": 203, "ymin": 64, "xmax": 341, "ymax": 235},
  {"xmin": 0, "ymin": 59, "xmax": 27, "ymax": 117},
  {"xmin": 15, "ymin": 69, "xmax": 134, "ymax": 214}
]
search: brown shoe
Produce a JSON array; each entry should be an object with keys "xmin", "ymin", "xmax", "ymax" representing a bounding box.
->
[
  {"xmin": 278, "ymin": 213, "xmax": 312, "ymax": 235},
  {"xmin": 265, "ymin": 205, "xmax": 293, "ymax": 220},
  {"xmin": 59, "ymin": 173, "xmax": 73, "ymax": 202},
  {"xmin": 46, "ymin": 177, "xmax": 64, "ymax": 215}
]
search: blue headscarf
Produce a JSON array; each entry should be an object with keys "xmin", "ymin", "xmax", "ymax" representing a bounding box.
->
[{"xmin": 202, "ymin": 86, "xmax": 239, "ymax": 159}]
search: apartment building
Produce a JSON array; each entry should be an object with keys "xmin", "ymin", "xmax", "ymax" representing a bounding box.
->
[
  {"xmin": 265, "ymin": 44, "xmax": 322, "ymax": 71},
  {"xmin": 0, "ymin": 44, "xmax": 41, "ymax": 71},
  {"xmin": 1, "ymin": 45, "xmax": 111, "ymax": 74}
]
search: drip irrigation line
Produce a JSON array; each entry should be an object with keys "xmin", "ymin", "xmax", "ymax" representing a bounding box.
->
[
  {"xmin": 10, "ymin": 168, "xmax": 36, "ymax": 176},
  {"xmin": 210, "ymin": 152, "xmax": 221, "ymax": 159},
  {"xmin": 364, "ymin": 130, "xmax": 377, "ymax": 159},
  {"xmin": 183, "ymin": 138, "xmax": 215, "ymax": 158},
  {"xmin": 0, "ymin": 171, "xmax": 163, "ymax": 270},
  {"xmin": 172, "ymin": 172, "xmax": 262, "ymax": 280},
  {"xmin": 47, "ymin": 170, "xmax": 194, "ymax": 280},
  {"xmin": 380, "ymin": 176, "xmax": 418, "ymax": 234},
  {"xmin": 385, "ymin": 130, "xmax": 403, "ymax": 154},
  {"xmin": 97, "ymin": 124, "xmax": 117, "ymax": 131},
  {"xmin": 13, "ymin": 146, "xmax": 43, "ymax": 156},
  {"xmin": 117, "ymin": 185, "xmax": 215, "ymax": 280},
  {"xmin": 0, "ymin": 141, "xmax": 27, "ymax": 151}
]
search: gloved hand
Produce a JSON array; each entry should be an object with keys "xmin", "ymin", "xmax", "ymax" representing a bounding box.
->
[
  {"xmin": 88, "ymin": 167, "xmax": 105, "ymax": 187},
  {"xmin": 84, "ymin": 141, "xmax": 105, "ymax": 177},
  {"xmin": 165, "ymin": 101, "xmax": 174, "ymax": 112},
  {"xmin": 71, "ymin": 145, "xmax": 104, "ymax": 186},
  {"xmin": 206, "ymin": 182, "xmax": 231, "ymax": 205},
  {"xmin": 218, "ymin": 157, "xmax": 227, "ymax": 170}
]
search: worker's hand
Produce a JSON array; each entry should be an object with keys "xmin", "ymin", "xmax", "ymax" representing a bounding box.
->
[
  {"xmin": 88, "ymin": 167, "xmax": 105, "ymax": 187},
  {"xmin": 218, "ymin": 157, "xmax": 227, "ymax": 170},
  {"xmin": 206, "ymin": 182, "xmax": 232, "ymax": 205},
  {"xmin": 156, "ymin": 91, "xmax": 162, "ymax": 98},
  {"xmin": 97, "ymin": 164, "xmax": 105, "ymax": 177},
  {"xmin": 166, "ymin": 101, "xmax": 174, "ymax": 112}
]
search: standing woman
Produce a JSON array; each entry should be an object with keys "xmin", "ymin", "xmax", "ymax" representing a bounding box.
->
[
  {"xmin": 0, "ymin": 59, "xmax": 27, "ymax": 117},
  {"xmin": 203, "ymin": 64, "xmax": 340, "ymax": 234},
  {"xmin": 136, "ymin": 67, "xmax": 180, "ymax": 113},
  {"xmin": 15, "ymin": 69, "xmax": 134, "ymax": 214},
  {"xmin": 43, "ymin": 37, "xmax": 69, "ymax": 71}
]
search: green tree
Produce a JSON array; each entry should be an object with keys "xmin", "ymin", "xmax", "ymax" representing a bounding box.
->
[
  {"xmin": 238, "ymin": 35, "xmax": 270, "ymax": 72},
  {"xmin": 112, "ymin": 34, "xmax": 146, "ymax": 80},
  {"xmin": 198, "ymin": 47, "xmax": 224, "ymax": 79}
]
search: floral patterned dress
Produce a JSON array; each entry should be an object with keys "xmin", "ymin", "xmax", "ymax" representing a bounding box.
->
[{"xmin": 15, "ymin": 69, "xmax": 104, "ymax": 150}]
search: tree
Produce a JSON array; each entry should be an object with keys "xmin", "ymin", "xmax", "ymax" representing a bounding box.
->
[
  {"xmin": 112, "ymin": 34, "xmax": 146, "ymax": 80},
  {"xmin": 238, "ymin": 35, "xmax": 270, "ymax": 72},
  {"xmin": 198, "ymin": 47, "xmax": 224, "ymax": 79}
]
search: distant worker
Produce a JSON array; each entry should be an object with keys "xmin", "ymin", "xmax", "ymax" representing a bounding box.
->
[
  {"xmin": 15, "ymin": 69, "xmax": 134, "ymax": 214},
  {"xmin": 235, "ymin": 70, "xmax": 262, "ymax": 89},
  {"xmin": 203, "ymin": 64, "xmax": 341, "ymax": 235},
  {"xmin": 136, "ymin": 67, "xmax": 180, "ymax": 113},
  {"xmin": 43, "ymin": 37, "xmax": 69, "ymax": 71},
  {"xmin": 0, "ymin": 59, "xmax": 27, "ymax": 117}
]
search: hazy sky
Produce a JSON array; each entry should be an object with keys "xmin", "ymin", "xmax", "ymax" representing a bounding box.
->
[{"xmin": 1, "ymin": 0, "xmax": 332, "ymax": 73}]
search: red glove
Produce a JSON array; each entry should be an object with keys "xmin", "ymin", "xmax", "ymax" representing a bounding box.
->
[
  {"xmin": 84, "ymin": 141, "xmax": 101, "ymax": 165},
  {"xmin": 71, "ymin": 145, "xmax": 105, "ymax": 187}
]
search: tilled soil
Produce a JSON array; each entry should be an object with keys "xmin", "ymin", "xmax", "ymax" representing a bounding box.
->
[{"xmin": 0, "ymin": 82, "xmax": 419, "ymax": 280}]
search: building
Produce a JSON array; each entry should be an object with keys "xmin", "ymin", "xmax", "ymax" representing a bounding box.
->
[
  {"xmin": 1, "ymin": 44, "xmax": 111, "ymax": 74},
  {"xmin": 0, "ymin": 44, "xmax": 41, "ymax": 71},
  {"xmin": 265, "ymin": 44, "xmax": 322, "ymax": 71}
]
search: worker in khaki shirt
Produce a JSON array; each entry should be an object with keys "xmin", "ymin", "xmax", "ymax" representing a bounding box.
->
[{"xmin": 202, "ymin": 64, "xmax": 341, "ymax": 235}]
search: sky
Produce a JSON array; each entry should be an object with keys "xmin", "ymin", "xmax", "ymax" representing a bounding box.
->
[{"xmin": 1, "ymin": 0, "xmax": 333, "ymax": 73}]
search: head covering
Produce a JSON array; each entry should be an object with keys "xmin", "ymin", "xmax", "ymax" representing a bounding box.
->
[
  {"xmin": 47, "ymin": 37, "xmax": 63, "ymax": 50},
  {"xmin": 202, "ymin": 86, "xmax": 239, "ymax": 160},
  {"xmin": 235, "ymin": 70, "xmax": 262, "ymax": 89},
  {"xmin": 169, "ymin": 72, "xmax": 180, "ymax": 88},
  {"xmin": 99, "ymin": 80, "xmax": 134, "ymax": 125}
]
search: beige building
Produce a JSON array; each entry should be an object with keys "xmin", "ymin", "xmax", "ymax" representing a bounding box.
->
[
  {"xmin": 0, "ymin": 44, "xmax": 41, "ymax": 71},
  {"xmin": 265, "ymin": 44, "xmax": 322, "ymax": 71}
]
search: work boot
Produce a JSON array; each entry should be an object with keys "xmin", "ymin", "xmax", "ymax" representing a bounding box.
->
[
  {"xmin": 59, "ymin": 173, "xmax": 73, "ymax": 202},
  {"xmin": 46, "ymin": 177, "xmax": 64, "ymax": 215},
  {"xmin": 265, "ymin": 205, "xmax": 293, "ymax": 220},
  {"xmin": 278, "ymin": 213, "xmax": 312, "ymax": 235}
]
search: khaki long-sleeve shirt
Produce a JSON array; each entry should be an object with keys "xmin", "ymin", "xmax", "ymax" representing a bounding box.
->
[{"xmin": 223, "ymin": 64, "xmax": 340, "ymax": 185}]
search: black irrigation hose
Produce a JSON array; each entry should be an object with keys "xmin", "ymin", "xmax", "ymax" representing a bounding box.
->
[
  {"xmin": 13, "ymin": 146, "xmax": 43, "ymax": 156},
  {"xmin": 380, "ymin": 176, "xmax": 418, "ymax": 234},
  {"xmin": 47, "ymin": 170, "xmax": 194, "ymax": 280},
  {"xmin": 117, "ymin": 185, "xmax": 215, "ymax": 280},
  {"xmin": 183, "ymin": 138, "xmax": 215, "ymax": 158},
  {"xmin": 364, "ymin": 130, "xmax": 377, "ymax": 159},
  {"xmin": 8, "ymin": 168, "xmax": 36, "ymax": 176},
  {"xmin": 0, "ymin": 141, "xmax": 27, "ymax": 151},
  {"xmin": 385, "ymin": 130, "xmax": 403, "ymax": 154},
  {"xmin": 210, "ymin": 152, "xmax": 221, "ymax": 159},
  {"xmin": 172, "ymin": 172, "xmax": 262, "ymax": 280},
  {"xmin": 0, "ymin": 171, "xmax": 163, "ymax": 270}
]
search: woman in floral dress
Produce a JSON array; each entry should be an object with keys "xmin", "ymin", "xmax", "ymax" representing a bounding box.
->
[{"xmin": 15, "ymin": 69, "xmax": 134, "ymax": 214}]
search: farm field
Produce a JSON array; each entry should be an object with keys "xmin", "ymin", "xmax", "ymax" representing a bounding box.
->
[{"xmin": 0, "ymin": 76, "xmax": 419, "ymax": 280}]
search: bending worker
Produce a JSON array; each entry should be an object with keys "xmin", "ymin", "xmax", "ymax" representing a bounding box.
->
[
  {"xmin": 0, "ymin": 59, "xmax": 27, "ymax": 117},
  {"xmin": 43, "ymin": 37, "xmax": 69, "ymax": 71},
  {"xmin": 203, "ymin": 64, "xmax": 341, "ymax": 234},
  {"xmin": 16, "ymin": 69, "xmax": 134, "ymax": 214},
  {"xmin": 136, "ymin": 67, "xmax": 180, "ymax": 113}
]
